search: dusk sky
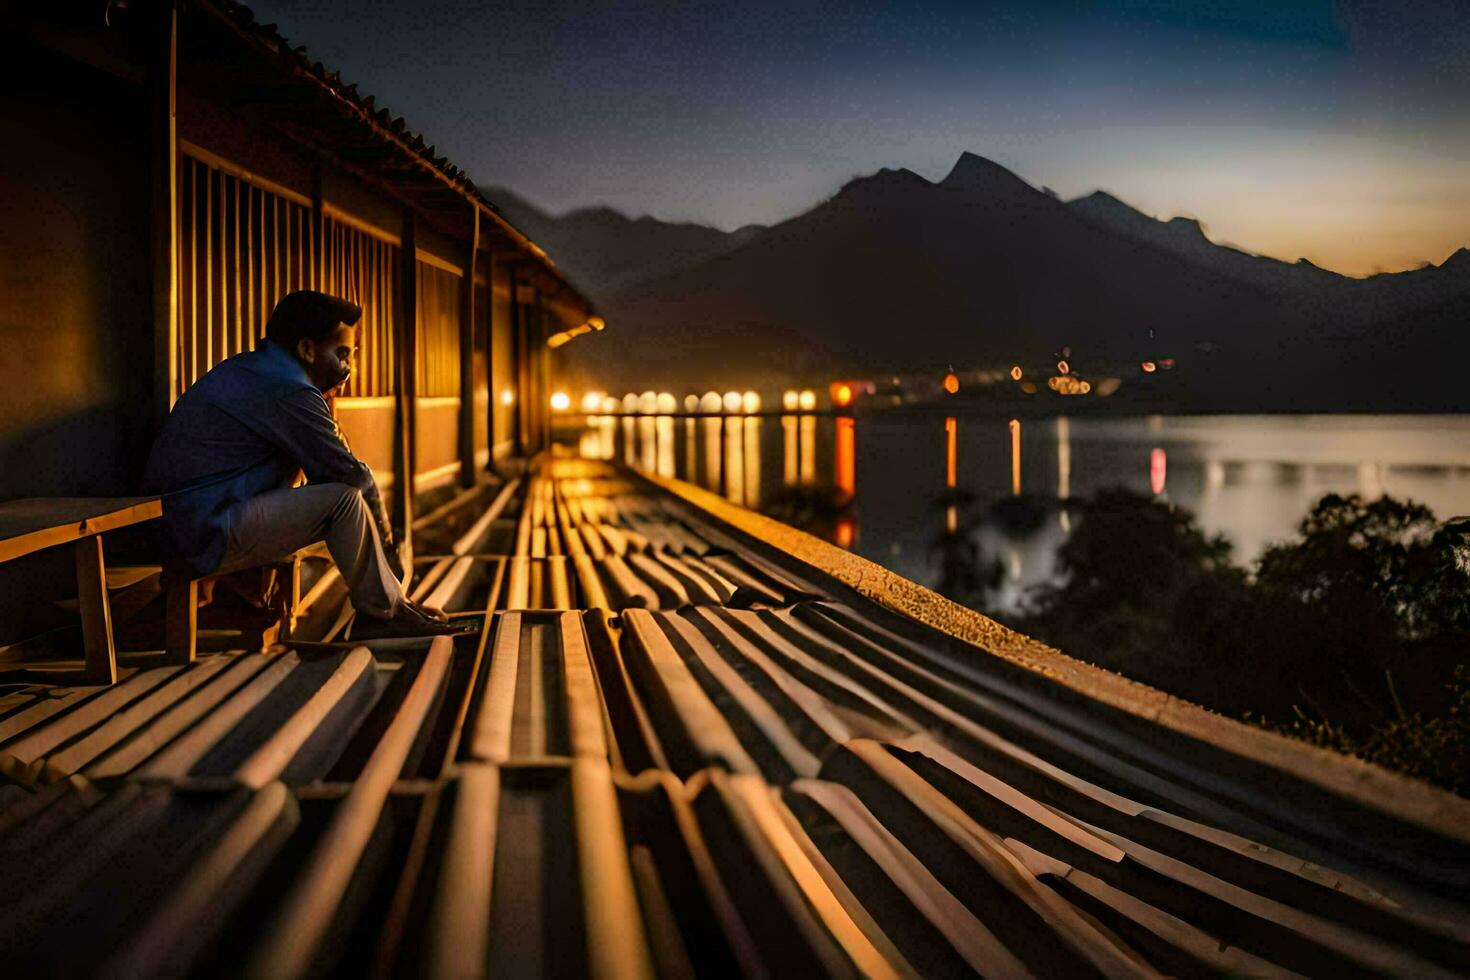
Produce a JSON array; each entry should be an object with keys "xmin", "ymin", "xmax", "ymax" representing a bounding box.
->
[{"xmin": 252, "ymin": 0, "xmax": 1469, "ymax": 276}]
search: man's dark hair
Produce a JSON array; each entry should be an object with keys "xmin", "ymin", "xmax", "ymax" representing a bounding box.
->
[{"xmin": 265, "ymin": 290, "xmax": 362, "ymax": 348}]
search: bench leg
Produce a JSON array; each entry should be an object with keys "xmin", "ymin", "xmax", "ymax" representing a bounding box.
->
[
  {"xmin": 165, "ymin": 577, "xmax": 198, "ymax": 665},
  {"xmin": 74, "ymin": 537, "xmax": 118, "ymax": 685}
]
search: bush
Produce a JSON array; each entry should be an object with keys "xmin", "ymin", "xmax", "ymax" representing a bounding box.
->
[{"xmin": 1012, "ymin": 490, "xmax": 1470, "ymax": 796}]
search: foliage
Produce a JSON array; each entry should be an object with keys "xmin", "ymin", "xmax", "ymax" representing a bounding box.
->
[{"xmin": 1012, "ymin": 489, "xmax": 1470, "ymax": 795}]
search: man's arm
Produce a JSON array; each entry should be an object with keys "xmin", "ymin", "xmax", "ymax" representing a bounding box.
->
[{"xmin": 270, "ymin": 389, "xmax": 398, "ymax": 555}]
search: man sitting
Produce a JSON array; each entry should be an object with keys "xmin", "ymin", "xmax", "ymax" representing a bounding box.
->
[{"xmin": 144, "ymin": 289, "xmax": 456, "ymax": 638}]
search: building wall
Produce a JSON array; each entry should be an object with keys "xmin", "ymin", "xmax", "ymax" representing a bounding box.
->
[{"xmin": 0, "ymin": 48, "xmax": 154, "ymax": 500}]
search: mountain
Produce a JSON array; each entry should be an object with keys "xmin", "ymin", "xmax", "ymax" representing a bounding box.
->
[
  {"xmin": 1068, "ymin": 190, "xmax": 1470, "ymax": 322},
  {"xmin": 481, "ymin": 185, "xmax": 764, "ymax": 297},
  {"xmin": 559, "ymin": 153, "xmax": 1318, "ymax": 402},
  {"xmin": 535, "ymin": 152, "xmax": 1468, "ymax": 411}
]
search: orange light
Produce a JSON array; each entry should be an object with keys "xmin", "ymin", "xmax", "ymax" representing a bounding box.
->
[
  {"xmin": 831, "ymin": 382, "xmax": 854, "ymax": 407},
  {"xmin": 835, "ymin": 516, "xmax": 856, "ymax": 549},
  {"xmin": 1020, "ymin": 381, "xmax": 1038, "ymax": 394},
  {"xmin": 1009, "ymin": 365, "xmax": 1023, "ymax": 381},
  {"xmin": 1009, "ymin": 419, "xmax": 1022, "ymax": 496},
  {"xmin": 1057, "ymin": 360, "xmax": 1070, "ymax": 375},
  {"xmin": 943, "ymin": 371, "xmax": 960, "ymax": 395},
  {"xmin": 1141, "ymin": 361, "xmax": 1157, "ymax": 373},
  {"xmin": 835, "ymin": 417, "xmax": 855, "ymax": 495},
  {"xmin": 1151, "ymin": 447, "xmax": 1167, "ymax": 495},
  {"xmin": 944, "ymin": 416, "xmax": 957, "ymax": 487}
]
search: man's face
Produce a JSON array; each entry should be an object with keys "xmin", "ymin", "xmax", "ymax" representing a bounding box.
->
[{"xmin": 296, "ymin": 324, "xmax": 358, "ymax": 393}]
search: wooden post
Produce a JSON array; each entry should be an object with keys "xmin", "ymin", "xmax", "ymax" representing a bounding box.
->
[
  {"xmin": 484, "ymin": 250, "xmax": 497, "ymax": 472},
  {"xmin": 310, "ymin": 162, "xmax": 324, "ymax": 289},
  {"xmin": 535, "ymin": 292, "xmax": 549, "ymax": 452},
  {"xmin": 151, "ymin": 0, "xmax": 179, "ymax": 419},
  {"xmin": 392, "ymin": 211, "xmax": 418, "ymax": 549},
  {"xmin": 458, "ymin": 207, "xmax": 480, "ymax": 487},
  {"xmin": 74, "ymin": 537, "xmax": 118, "ymax": 684},
  {"xmin": 509, "ymin": 267, "xmax": 525, "ymax": 459}
]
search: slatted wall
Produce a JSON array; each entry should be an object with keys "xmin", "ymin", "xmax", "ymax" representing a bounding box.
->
[
  {"xmin": 177, "ymin": 152, "xmax": 314, "ymax": 396},
  {"xmin": 320, "ymin": 215, "xmax": 398, "ymax": 397},
  {"xmin": 416, "ymin": 260, "xmax": 461, "ymax": 397}
]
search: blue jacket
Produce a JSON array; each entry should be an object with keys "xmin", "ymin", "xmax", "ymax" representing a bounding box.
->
[{"xmin": 142, "ymin": 340, "xmax": 389, "ymax": 575}]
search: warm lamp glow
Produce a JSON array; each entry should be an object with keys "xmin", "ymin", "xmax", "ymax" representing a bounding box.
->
[
  {"xmin": 1009, "ymin": 366, "xmax": 1023, "ymax": 381},
  {"xmin": 722, "ymin": 391, "xmax": 743, "ymax": 413},
  {"xmin": 1141, "ymin": 361, "xmax": 1158, "ymax": 373},
  {"xmin": 798, "ymin": 389, "xmax": 817, "ymax": 411},
  {"xmin": 700, "ymin": 391, "xmax": 722, "ymax": 413},
  {"xmin": 831, "ymin": 382, "xmax": 854, "ymax": 407},
  {"xmin": 499, "ymin": 388, "xmax": 514, "ymax": 406},
  {"xmin": 684, "ymin": 394, "xmax": 699, "ymax": 412},
  {"xmin": 550, "ymin": 391, "xmax": 571, "ymax": 412},
  {"xmin": 942, "ymin": 371, "xmax": 959, "ymax": 395},
  {"xmin": 782, "ymin": 389, "xmax": 800, "ymax": 411},
  {"xmin": 657, "ymin": 392, "xmax": 677, "ymax": 413},
  {"xmin": 742, "ymin": 390, "xmax": 761, "ymax": 413},
  {"xmin": 1057, "ymin": 360, "xmax": 1070, "ymax": 375}
]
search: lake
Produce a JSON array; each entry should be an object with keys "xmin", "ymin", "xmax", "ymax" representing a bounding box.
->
[{"xmin": 573, "ymin": 412, "xmax": 1470, "ymax": 613}]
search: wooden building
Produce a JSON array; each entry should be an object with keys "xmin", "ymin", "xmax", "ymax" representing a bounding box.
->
[{"xmin": 1, "ymin": 0, "xmax": 599, "ymax": 543}]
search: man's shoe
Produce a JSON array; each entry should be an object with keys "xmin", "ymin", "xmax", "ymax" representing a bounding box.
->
[{"xmin": 347, "ymin": 606, "xmax": 475, "ymax": 641}]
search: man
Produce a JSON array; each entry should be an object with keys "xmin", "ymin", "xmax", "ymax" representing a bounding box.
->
[{"xmin": 144, "ymin": 289, "xmax": 457, "ymax": 638}]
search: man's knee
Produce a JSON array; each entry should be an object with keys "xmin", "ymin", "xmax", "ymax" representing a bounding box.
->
[{"xmin": 321, "ymin": 482, "xmax": 368, "ymax": 519}]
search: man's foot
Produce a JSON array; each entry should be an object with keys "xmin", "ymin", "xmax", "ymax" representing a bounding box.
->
[{"xmin": 348, "ymin": 602, "xmax": 471, "ymax": 640}]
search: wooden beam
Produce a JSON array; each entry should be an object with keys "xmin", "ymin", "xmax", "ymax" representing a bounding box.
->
[
  {"xmin": 393, "ymin": 210, "xmax": 418, "ymax": 550},
  {"xmin": 151, "ymin": 0, "xmax": 179, "ymax": 418},
  {"xmin": 510, "ymin": 268, "xmax": 525, "ymax": 458},
  {"xmin": 458, "ymin": 206, "xmax": 479, "ymax": 487},
  {"xmin": 484, "ymin": 251, "xmax": 497, "ymax": 471},
  {"xmin": 74, "ymin": 538, "xmax": 117, "ymax": 685}
]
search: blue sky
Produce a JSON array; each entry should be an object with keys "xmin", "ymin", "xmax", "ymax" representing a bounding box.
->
[{"xmin": 252, "ymin": 0, "xmax": 1469, "ymax": 275}]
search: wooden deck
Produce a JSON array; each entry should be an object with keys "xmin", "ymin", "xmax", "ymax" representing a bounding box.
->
[{"xmin": 1, "ymin": 458, "xmax": 1468, "ymax": 977}]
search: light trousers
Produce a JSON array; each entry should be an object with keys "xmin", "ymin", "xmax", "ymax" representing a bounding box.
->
[{"xmin": 216, "ymin": 482, "xmax": 402, "ymax": 617}]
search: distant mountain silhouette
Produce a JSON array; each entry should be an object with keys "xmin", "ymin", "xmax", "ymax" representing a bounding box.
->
[
  {"xmin": 482, "ymin": 185, "xmax": 764, "ymax": 296},
  {"xmin": 1068, "ymin": 190, "xmax": 1470, "ymax": 324},
  {"xmin": 522, "ymin": 153, "xmax": 1467, "ymax": 410}
]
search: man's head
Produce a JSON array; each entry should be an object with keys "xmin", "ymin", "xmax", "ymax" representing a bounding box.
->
[{"xmin": 265, "ymin": 290, "xmax": 363, "ymax": 393}]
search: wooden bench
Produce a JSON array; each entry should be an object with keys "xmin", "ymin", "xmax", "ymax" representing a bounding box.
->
[
  {"xmin": 0, "ymin": 497, "xmax": 163, "ymax": 684},
  {"xmin": 164, "ymin": 551, "xmax": 307, "ymax": 665}
]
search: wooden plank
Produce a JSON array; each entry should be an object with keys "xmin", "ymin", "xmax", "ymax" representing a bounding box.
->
[
  {"xmin": 425, "ymin": 765, "xmax": 499, "ymax": 978},
  {"xmin": 619, "ymin": 610, "xmax": 759, "ymax": 776},
  {"xmin": 135, "ymin": 654, "xmax": 301, "ymax": 781},
  {"xmin": 74, "ymin": 536, "xmax": 118, "ymax": 684},
  {"xmin": 467, "ymin": 613, "xmax": 521, "ymax": 762},
  {"xmin": 247, "ymin": 635, "xmax": 452, "ymax": 979},
  {"xmin": 559, "ymin": 613, "xmax": 608, "ymax": 761},
  {"xmin": 792, "ymin": 778, "xmax": 1026, "ymax": 977},
  {"xmin": 234, "ymin": 647, "xmax": 375, "ymax": 789},
  {"xmin": 103, "ymin": 783, "xmax": 298, "ymax": 979},
  {"xmin": 571, "ymin": 760, "xmax": 657, "ymax": 980},
  {"xmin": 0, "ymin": 668, "xmax": 181, "ymax": 783},
  {"xmin": 42, "ymin": 658, "xmax": 234, "ymax": 782},
  {"xmin": 0, "ymin": 498, "xmax": 162, "ymax": 564}
]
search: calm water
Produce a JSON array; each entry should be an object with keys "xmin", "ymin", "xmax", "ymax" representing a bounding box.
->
[{"xmin": 575, "ymin": 413, "xmax": 1470, "ymax": 612}]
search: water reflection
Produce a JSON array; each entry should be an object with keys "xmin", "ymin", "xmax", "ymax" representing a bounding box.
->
[{"xmin": 578, "ymin": 411, "xmax": 1470, "ymax": 616}]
